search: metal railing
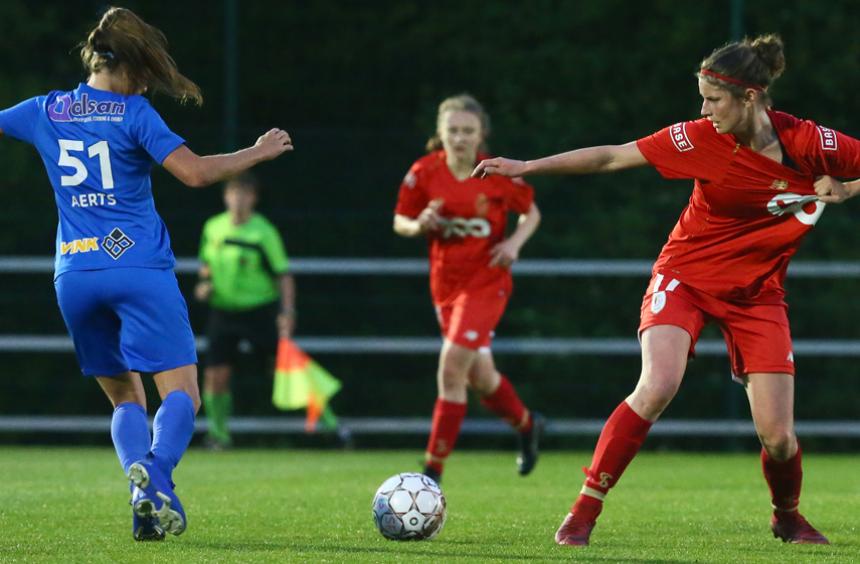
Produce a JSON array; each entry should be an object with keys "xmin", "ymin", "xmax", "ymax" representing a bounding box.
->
[
  {"xmin": 2, "ymin": 256, "xmax": 859, "ymax": 437},
  {"xmin": 4, "ymin": 256, "xmax": 860, "ymax": 277}
]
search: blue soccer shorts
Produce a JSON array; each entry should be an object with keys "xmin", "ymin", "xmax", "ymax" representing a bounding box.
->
[{"xmin": 54, "ymin": 267, "xmax": 198, "ymax": 376}]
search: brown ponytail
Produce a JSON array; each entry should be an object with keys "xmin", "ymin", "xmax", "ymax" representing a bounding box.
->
[
  {"xmin": 80, "ymin": 7, "xmax": 202, "ymax": 105},
  {"xmin": 425, "ymin": 93, "xmax": 491, "ymax": 153},
  {"xmin": 699, "ymin": 33, "xmax": 785, "ymax": 99}
]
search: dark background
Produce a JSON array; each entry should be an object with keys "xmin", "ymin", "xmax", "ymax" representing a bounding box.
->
[{"xmin": 1, "ymin": 1, "xmax": 858, "ymax": 445}]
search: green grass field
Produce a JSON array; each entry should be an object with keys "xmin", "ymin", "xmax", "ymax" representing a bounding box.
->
[{"xmin": 1, "ymin": 447, "xmax": 857, "ymax": 563}]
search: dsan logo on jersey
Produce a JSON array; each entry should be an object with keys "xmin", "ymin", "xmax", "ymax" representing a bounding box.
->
[
  {"xmin": 48, "ymin": 93, "xmax": 126, "ymax": 123},
  {"xmin": 438, "ymin": 217, "xmax": 491, "ymax": 239},
  {"xmin": 767, "ymin": 193, "xmax": 825, "ymax": 226}
]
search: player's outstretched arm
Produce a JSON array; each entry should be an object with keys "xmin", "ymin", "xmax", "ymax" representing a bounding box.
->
[
  {"xmin": 473, "ymin": 141, "xmax": 648, "ymax": 179},
  {"xmin": 815, "ymin": 175, "xmax": 860, "ymax": 204},
  {"xmin": 489, "ymin": 202, "xmax": 541, "ymax": 268},
  {"xmin": 163, "ymin": 128, "xmax": 293, "ymax": 188}
]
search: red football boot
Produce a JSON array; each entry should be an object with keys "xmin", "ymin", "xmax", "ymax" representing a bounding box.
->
[
  {"xmin": 771, "ymin": 511, "xmax": 830, "ymax": 544},
  {"xmin": 554, "ymin": 512, "xmax": 597, "ymax": 546}
]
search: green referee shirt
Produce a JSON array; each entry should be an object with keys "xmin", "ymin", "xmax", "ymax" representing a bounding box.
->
[{"xmin": 199, "ymin": 212, "xmax": 289, "ymax": 311}]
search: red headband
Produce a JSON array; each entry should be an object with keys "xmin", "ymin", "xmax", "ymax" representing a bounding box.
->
[{"xmin": 699, "ymin": 68, "xmax": 765, "ymax": 91}]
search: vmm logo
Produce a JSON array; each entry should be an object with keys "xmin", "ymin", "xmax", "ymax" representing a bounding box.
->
[{"xmin": 60, "ymin": 238, "xmax": 99, "ymax": 255}]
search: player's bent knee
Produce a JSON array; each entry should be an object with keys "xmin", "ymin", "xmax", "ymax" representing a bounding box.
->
[
  {"xmin": 759, "ymin": 429, "xmax": 797, "ymax": 460},
  {"xmin": 628, "ymin": 380, "xmax": 680, "ymax": 420},
  {"xmin": 180, "ymin": 385, "xmax": 202, "ymax": 413},
  {"xmin": 466, "ymin": 370, "xmax": 497, "ymax": 395},
  {"xmin": 637, "ymin": 378, "xmax": 679, "ymax": 405}
]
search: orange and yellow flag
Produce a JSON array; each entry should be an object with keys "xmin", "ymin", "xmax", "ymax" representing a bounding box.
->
[{"xmin": 272, "ymin": 338, "xmax": 342, "ymax": 431}]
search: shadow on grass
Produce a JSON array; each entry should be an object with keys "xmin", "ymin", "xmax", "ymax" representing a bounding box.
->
[{"xmin": 204, "ymin": 540, "xmax": 700, "ymax": 563}]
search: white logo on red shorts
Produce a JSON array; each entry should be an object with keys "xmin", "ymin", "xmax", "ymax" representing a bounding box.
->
[{"xmin": 650, "ymin": 274, "xmax": 680, "ymax": 314}]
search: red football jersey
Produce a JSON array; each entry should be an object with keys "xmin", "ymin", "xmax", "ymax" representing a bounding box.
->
[
  {"xmin": 395, "ymin": 151, "xmax": 535, "ymax": 305},
  {"xmin": 637, "ymin": 110, "xmax": 860, "ymax": 302}
]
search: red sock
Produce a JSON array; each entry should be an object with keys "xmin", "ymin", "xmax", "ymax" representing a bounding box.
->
[
  {"xmin": 570, "ymin": 491, "xmax": 603, "ymax": 523},
  {"xmin": 574, "ymin": 401, "xmax": 652, "ymax": 511},
  {"xmin": 762, "ymin": 446, "xmax": 803, "ymax": 512},
  {"xmin": 424, "ymin": 399, "xmax": 467, "ymax": 474},
  {"xmin": 480, "ymin": 374, "xmax": 532, "ymax": 432}
]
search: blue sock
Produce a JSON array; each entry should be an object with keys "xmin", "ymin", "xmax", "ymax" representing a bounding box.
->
[
  {"xmin": 110, "ymin": 402, "xmax": 151, "ymax": 474},
  {"xmin": 150, "ymin": 390, "xmax": 196, "ymax": 478}
]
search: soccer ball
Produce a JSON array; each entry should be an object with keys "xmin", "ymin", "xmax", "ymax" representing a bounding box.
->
[{"xmin": 372, "ymin": 472, "xmax": 447, "ymax": 540}]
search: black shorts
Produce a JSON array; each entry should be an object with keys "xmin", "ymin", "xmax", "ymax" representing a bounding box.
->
[{"xmin": 205, "ymin": 302, "xmax": 279, "ymax": 366}]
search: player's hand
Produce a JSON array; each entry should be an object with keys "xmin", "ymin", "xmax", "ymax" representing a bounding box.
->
[
  {"xmin": 472, "ymin": 157, "xmax": 527, "ymax": 179},
  {"xmin": 255, "ymin": 128, "xmax": 294, "ymax": 160},
  {"xmin": 193, "ymin": 280, "xmax": 212, "ymax": 302},
  {"xmin": 814, "ymin": 175, "xmax": 851, "ymax": 204},
  {"xmin": 417, "ymin": 199, "xmax": 444, "ymax": 233},
  {"xmin": 277, "ymin": 312, "xmax": 295, "ymax": 338},
  {"xmin": 489, "ymin": 238, "xmax": 520, "ymax": 268}
]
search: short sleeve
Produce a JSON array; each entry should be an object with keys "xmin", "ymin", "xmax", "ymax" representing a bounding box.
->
[
  {"xmin": 636, "ymin": 120, "xmax": 719, "ymax": 181},
  {"xmin": 262, "ymin": 224, "xmax": 289, "ymax": 275},
  {"xmin": 394, "ymin": 161, "xmax": 429, "ymax": 218},
  {"xmin": 795, "ymin": 121, "xmax": 860, "ymax": 178},
  {"xmin": 132, "ymin": 101, "xmax": 185, "ymax": 164},
  {"xmin": 503, "ymin": 177, "xmax": 534, "ymax": 214},
  {"xmin": 0, "ymin": 97, "xmax": 41, "ymax": 144}
]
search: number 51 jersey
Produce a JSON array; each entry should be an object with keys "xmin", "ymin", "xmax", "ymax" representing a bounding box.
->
[{"xmin": 0, "ymin": 83, "xmax": 184, "ymax": 278}]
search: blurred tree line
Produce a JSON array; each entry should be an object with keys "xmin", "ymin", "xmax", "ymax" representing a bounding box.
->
[{"xmin": 0, "ymin": 1, "xmax": 858, "ymax": 436}]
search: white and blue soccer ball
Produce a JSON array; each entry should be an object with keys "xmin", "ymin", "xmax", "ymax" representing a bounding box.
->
[{"xmin": 372, "ymin": 472, "xmax": 447, "ymax": 540}]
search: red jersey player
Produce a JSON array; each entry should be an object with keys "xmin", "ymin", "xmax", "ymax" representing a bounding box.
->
[
  {"xmin": 475, "ymin": 34, "xmax": 860, "ymax": 546},
  {"xmin": 394, "ymin": 94, "xmax": 544, "ymax": 484}
]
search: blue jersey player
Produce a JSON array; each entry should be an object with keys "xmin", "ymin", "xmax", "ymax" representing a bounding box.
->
[{"xmin": 0, "ymin": 7, "xmax": 292, "ymax": 541}]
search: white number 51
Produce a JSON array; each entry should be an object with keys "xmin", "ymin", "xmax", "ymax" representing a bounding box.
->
[{"xmin": 58, "ymin": 139, "xmax": 114, "ymax": 189}]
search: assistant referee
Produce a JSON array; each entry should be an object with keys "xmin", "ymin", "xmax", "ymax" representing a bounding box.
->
[{"xmin": 194, "ymin": 172, "xmax": 295, "ymax": 449}]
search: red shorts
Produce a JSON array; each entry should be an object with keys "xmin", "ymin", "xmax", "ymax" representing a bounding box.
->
[
  {"xmin": 435, "ymin": 284, "xmax": 509, "ymax": 350},
  {"xmin": 639, "ymin": 273, "xmax": 795, "ymax": 379}
]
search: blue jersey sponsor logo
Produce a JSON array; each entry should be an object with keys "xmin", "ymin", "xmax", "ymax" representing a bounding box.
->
[
  {"xmin": 48, "ymin": 93, "xmax": 126, "ymax": 123},
  {"xmin": 60, "ymin": 237, "xmax": 100, "ymax": 255}
]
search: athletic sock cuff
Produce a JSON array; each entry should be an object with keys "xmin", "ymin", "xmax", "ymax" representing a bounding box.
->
[
  {"xmin": 114, "ymin": 402, "xmax": 146, "ymax": 415},
  {"xmin": 437, "ymin": 398, "xmax": 467, "ymax": 415}
]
